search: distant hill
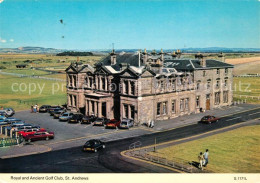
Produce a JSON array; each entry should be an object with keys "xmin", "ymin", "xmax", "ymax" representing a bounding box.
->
[
  {"xmin": 0, "ymin": 46, "xmax": 259, "ymax": 54},
  {"xmin": 0, "ymin": 46, "xmax": 67, "ymax": 54}
]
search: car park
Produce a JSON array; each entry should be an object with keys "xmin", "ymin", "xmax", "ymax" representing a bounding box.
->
[
  {"xmin": 93, "ymin": 117, "xmax": 109, "ymax": 126},
  {"xmin": 39, "ymin": 105, "xmax": 51, "ymax": 113},
  {"xmin": 53, "ymin": 110, "xmax": 65, "ymax": 119},
  {"xmin": 120, "ymin": 118, "xmax": 134, "ymax": 129},
  {"xmin": 82, "ymin": 139, "xmax": 105, "ymax": 153},
  {"xmin": 59, "ymin": 112, "xmax": 74, "ymax": 122},
  {"xmin": 81, "ymin": 115, "xmax": 97, "ymax": 124},
  {"xmin": 24, "ymin": 131, "xmax": 55, "ymax": 142},
  {"xmin": 68, "ymin": 113, "xmax": 84, "ymax": 123},
  {"xmin": 105, "ymin": 119, "xmax": 121, "ymax": 129},
  {"xmin": 200, "ymin": 115, "xmax": 220, "ymax": 124}
]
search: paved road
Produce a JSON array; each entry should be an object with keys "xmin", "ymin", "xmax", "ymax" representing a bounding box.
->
[{"xmin": 0, "ymin": 107, "xmax": 260, "ymax": 173}]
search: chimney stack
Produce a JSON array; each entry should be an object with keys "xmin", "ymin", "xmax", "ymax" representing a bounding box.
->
[
  {"xmin": 195, "ymin": 53, "xmax": 206, "ymax": 67},
  {"xmin": 171, "ymin": 51, "xmax": 177, "ymax": 59},
  {"xmin": 218, "ymin": 52, "xmax": 225, "ymax": 62},
  {"xmin": 110, "ymin": 49, "xmax": 116, "ymax": 65},
  {"xmin": 142, "ymin": 48, "xmax": 148, "ymax": 64},
  {"xmin": 160, "ymin": 48, "xmax": 164, "ymax": 61}
]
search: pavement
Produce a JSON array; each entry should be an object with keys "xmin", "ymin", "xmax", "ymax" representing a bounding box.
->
[
  {"xmin": 1, "ymin": 105, "xmax": 260, "ymax": 173},
  {"xmin": 0, "ymin": 103, "xmax": 259, "ymax": 159}
]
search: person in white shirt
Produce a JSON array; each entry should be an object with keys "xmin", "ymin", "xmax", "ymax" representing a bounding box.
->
[{"xmin": 203, "ymin": 149, "xmax": 209, "ymax": 167}]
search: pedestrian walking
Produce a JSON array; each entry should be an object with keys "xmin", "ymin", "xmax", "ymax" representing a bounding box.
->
[
  {"xmin": 33, "ymin": 105, "xmax": 37, "ymax": 113},
  {"xmin": 203, "ymin": 149, "xmax": 209, "ymax": 167},
  {"xmin": 198, "ymin": 152, "xmax": 204, "ymax": 170},
  {"xmin": 150, "ymin": 120, "xmax": 154, "ymax": 128},
  {"xmin": 30, "ymin": 105, "xmax": 33, "ymax": 113}
]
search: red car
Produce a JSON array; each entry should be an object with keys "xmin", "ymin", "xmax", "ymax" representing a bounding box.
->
[
  {"xmin": 24, "ymin": 131, "xmax": 54, "ymax": 142},
  {"xmin": 18, "ymin": 128, "xmax": 46, "ymax": 138},
  {"xmin": 200, "ymin": 115, "xmax": 220, "ymax": 124},
  {"xmin": 105, "ymin": 119, "xmax": 121, "ymax": 129}
]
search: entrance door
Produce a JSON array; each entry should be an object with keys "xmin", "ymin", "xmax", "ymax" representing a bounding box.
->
[
  {"xmin": 206, "ymin": 94, "xmax": 210, "ymax": 110},
  {"xmin": 102, "ymin": 102, "xmax": 106, "ymax": 117}
]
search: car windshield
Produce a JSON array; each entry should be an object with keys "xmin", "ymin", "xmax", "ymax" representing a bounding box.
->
[
  {"xmin": 121, "ymin": 122, "xmax": 128, "ymax": 125},
  {"xmin": 203, "ymin": 116, "xmax": 210, "ymax": 119},
  {"xmin": 85, "ymin": 141, "xmax": 95, "ymax": 146}
]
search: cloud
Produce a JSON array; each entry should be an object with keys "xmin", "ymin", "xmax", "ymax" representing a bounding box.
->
[
  {"xmin": 10, "ymin": 39, "xmax": 14, "ymax": 42},
  {"xmin": 0, "ymin": 0, "xmax": 4, "ymax": 4},
  {"xmin": 0, "ymin": 38, "xmax": 7, "ymax": 43}
]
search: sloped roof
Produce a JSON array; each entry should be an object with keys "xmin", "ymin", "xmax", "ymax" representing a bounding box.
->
[
  {"xmin": 164, "ymin": 59, "xmax": 233, "ymax": 71},
  {"xmin": 97, "ymin": 53, "xmax": 145, "ymax": 71},
  {"xmin": 65, "ymin": 63, "xmax": 94, "ymax": 73}
]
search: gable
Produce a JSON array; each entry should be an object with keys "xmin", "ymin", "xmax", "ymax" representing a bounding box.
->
[
  {"xmin": 121, "ymin": 70, "xmax": 137, "ymax": 77},
  {"xmin": 65, "ymin": 66, "xmax": 77, "ymax": 73},
  {"xmin": 140, "ymin": 70, "xmax": 154, "ymax": 77}
]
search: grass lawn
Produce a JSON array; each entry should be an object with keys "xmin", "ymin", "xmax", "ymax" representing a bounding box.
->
[
  {"xmin": 150, "ymin": 125, "xmax": 260, "ymax": 173},
  {"xmin": 233, "ymin": 77, "xmax": 260, "ymax": 104},
  {"xmin": 0, "ymin": 74, "xmax": 66, "ymax": 111}
]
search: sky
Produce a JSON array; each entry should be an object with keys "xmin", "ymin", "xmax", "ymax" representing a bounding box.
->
[{"xmin": 0, "ymin": 0, "xmax": 259, "ymax": 50}]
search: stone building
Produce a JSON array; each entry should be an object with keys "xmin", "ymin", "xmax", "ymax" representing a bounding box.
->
[{"xmin": 65, "ymin": 49, "xmax": 233, "ymax": 124}]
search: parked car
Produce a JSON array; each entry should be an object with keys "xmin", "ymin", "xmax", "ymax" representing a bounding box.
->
[
  {"xmin": 82, "ymin": 139, "xmax": 105, "ymax": 153},
  {"xmin": 105, "ymin": 119, "xmax": 121, "ymax": 129},
  {"xmin": 120, "ymin": 118, "xmax": 134, "ymax": 129},
  {"xmin": 53, "ymin": 110, "xmax": 65, "ymax": 119},
  {"xmin": 24, "ymin": 131, "xmax": 55, "ymax": 142},
  {"xmin": 18, "ymin": 128, "xmax": 46, "ymax": 138},
  {"xmin": 81, "ymin": 115, "xmax": 97, "ymax": 124},
  {"xmin": 200, "ymin": 115, "xmax": 220, "ymax": 124},
  {"xmin": 59, "ymin": 112, "xmax": 74, "ymax": 121},
  {"xmin": 48, "ymin": 106, "xmax": 64, "ymax": 114},
  {"xmin": 93, "ymin": 117, "xmax": 109, "ymax": 126},
  {"xmin": 39, "ymin": 105, "xmax": 51, "ymax": 113},
  {"xmin": 0, "ymin": 108, "xmax": 15, "ymax": 117},
  {"xmin": 68, "ymin": 113, "xmax": 84, "ymax": 123},
  {"xmin": 14, "ymin": 125, "xmax": 41, "ymax": 132},
  {"xmin": 4, "ymin": 118, "xmax": 24, "ymax": 124},
  {"xmin": 0, "ymin": 110, "xmax": 7, "ymax": 117},
  {"xmin": 50, "ymin": 108, "xmax": 65, "ymax": 116},
  {"xmin": 0, "ymin": 116, "xmax": 6, "ymax": 122}
]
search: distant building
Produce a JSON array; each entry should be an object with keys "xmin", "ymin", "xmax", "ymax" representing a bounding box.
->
[
  {"xmin": 16, "ymin": 64, "xmax": 27, "ymax": 69},
  {"xmin": 65, "ymin": 49, "xmax": 233, "ymax": 124}
]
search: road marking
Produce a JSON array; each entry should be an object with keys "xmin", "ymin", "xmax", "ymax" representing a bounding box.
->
[
  {"xmin": 121, "ymin": 118, "xmax": 260, "ymax": 173},
  {"xmin": 248, "ymin": 111, "xmax": 260, "ymax": 116},
  {"xmin": 226, "ymin": 116, "xmax": 241, "ymax": 121}
]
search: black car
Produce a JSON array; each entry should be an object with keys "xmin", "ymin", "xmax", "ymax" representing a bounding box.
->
[
  {"xmin": 39, "ymin": 105, "xmax": 51, "ymax": 113},
  {"xmin": 82, "ymin": 139, "xmax": 105, "ymax": 153},
  {"xmin": 68, "ymin": 113, "xmax": 84, "ymax": 123},
  {"xmin": 81, "ymin": 115, "xmax": 97, "ymax": 124}
]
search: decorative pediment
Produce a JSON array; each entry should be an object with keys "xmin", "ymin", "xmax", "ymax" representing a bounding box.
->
[
  {"xmin": 120, "ymin": 67, "xmax": 139, "ymax": 78},
  {"xmin": 65, "ymin": 65, "xmax": 77, "ymax": 73},
  {"xmin": 79, "ymin": 66, "xmax": 94, "ymax": 73},
  {"xmin": 140, "ymin": 70, "xmax": 155, "ymax": 77},
  {"xmin": 94, "ymin": 67, "xmax": 109, "ymax": 75}
]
